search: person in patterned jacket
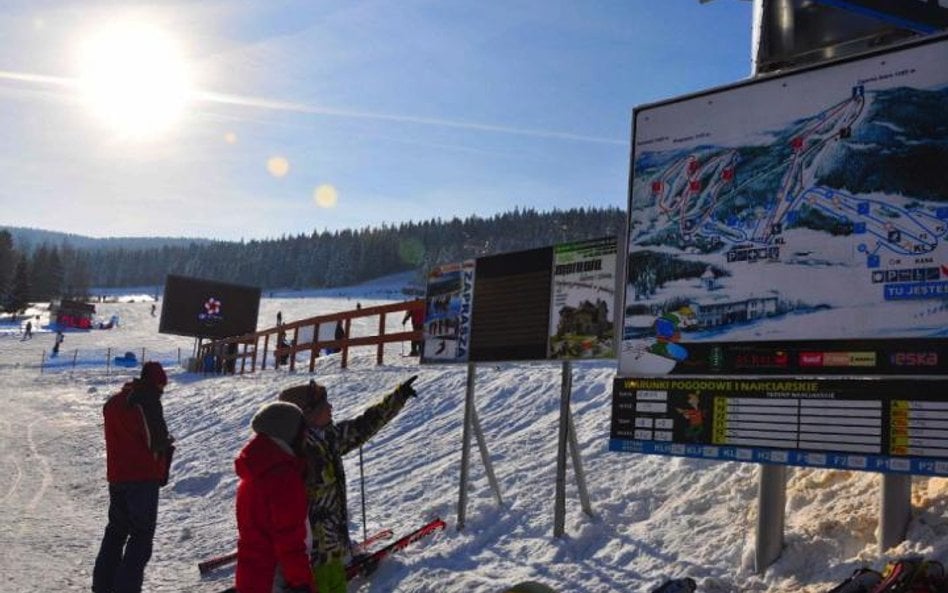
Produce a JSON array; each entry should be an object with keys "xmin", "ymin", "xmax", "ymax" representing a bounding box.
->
[{"xmin": 278, "ymin": 375, "xmax": 418, "ymax": 593}]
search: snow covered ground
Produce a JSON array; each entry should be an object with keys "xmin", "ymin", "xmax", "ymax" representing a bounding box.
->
[{"xmin": 1, "ymin": 275, "xmax": 947, "ymax": 593}]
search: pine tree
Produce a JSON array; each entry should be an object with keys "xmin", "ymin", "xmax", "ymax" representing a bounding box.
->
[
  {"xmin": 0, "ymin": 230, "xmax": 14, "ymax": 307},
  {"xmin": 9, "ymin": 255, "xmax": 30, "ymax": 313}
]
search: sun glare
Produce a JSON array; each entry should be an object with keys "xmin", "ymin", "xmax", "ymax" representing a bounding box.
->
[{"xmin": 76, "ymin": 21, "xmax": 192, "ymax": 139}]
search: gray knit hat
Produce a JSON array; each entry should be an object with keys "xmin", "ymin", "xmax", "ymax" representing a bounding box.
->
[{"xmin": 251, "ymin": 401, "xmax": 303, "ymax": 445}]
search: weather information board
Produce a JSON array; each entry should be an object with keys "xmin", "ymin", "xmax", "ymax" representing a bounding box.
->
[
  {"xmin": 610, "ymin": 376, "xmax": 948, "ymax": 476},
  {"xmin": 618, "ymin": 33, "xmax": 948, "ymax": 378}
]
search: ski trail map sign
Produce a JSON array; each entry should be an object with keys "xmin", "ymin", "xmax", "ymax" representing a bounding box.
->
[{"xmin": 611, "ymin": 33, "xmax": 948, "ymax": 476}]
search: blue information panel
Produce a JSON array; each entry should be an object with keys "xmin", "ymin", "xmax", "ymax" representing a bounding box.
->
[{"xmin": 610, "ymin": 376, "xmax": 948, "ymax": 476}]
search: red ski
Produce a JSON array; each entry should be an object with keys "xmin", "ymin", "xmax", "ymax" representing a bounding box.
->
[
  {"xmin": 346, "ymin": 517, "xmax": 446, "ymax": 580},
  {"xmin": 199, "ymin": 527, "xmax": 393, "ymax": 575}
]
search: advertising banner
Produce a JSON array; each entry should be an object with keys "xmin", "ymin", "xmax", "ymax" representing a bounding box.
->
[
  {"xmin": 549, "ymin": 236, "xmax": 618, "ymax": 360},
  {"xmin": 421, "ymin": 260, "xmax": 475, "ymax": 363}
]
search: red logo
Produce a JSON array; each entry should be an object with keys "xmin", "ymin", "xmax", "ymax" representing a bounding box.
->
[
  {"xmin": 799, "ymin": 352, "xmax": 823, "ymax": 367},
  {"xmin": 942, "ymin": 264, "xmax": 948, "ymax": 278},
  {"xmin": 890, "ymin": 352, "xmax": 939, "ymax": 367}
]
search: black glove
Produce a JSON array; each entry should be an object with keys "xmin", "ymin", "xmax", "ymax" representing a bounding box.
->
[
  {"xmin": 395, "ymin": 375, "xmax": 418, "ymax": 398},
  {"xmin": 284, "ymin": 585, "xmax": 311, "ymax": 593}
]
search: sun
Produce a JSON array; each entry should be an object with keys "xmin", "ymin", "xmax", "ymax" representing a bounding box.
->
[{"xmin": 76, "ymin": 21, "xmax": 193, "ymax": 139}]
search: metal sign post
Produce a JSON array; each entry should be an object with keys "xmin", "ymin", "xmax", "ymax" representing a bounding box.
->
[
  {"xmin": 554, "ymin": 360, "xmax": 594, "ymax": 538},
  {"xmin": 754, "ymin": 464, "xmax": 787, "ymax": 573},
  {"xmin": 457, "ymin": 362, "xmax": 504, "ymax": 531},
  {"xmin": 880, "ymin": 473, "xmax": 912, "ymax": 551}
]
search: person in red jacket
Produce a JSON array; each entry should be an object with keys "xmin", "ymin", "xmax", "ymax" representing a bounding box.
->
[
  {"xmin": 92, "ymin": 361, "xmax": 174, "ymax": 593},
  {"xmin": 235, "ymin": 401, "xmax": 313, "ymax": 593}
]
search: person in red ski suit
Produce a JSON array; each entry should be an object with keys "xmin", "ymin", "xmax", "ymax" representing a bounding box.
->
[
  {"xmin": 92, "ymin": 361, "xmax": 174, "ymax": 593},
  {"xmin": 234, "ymin": 401, "xmax": 313, "ymax": 593}
]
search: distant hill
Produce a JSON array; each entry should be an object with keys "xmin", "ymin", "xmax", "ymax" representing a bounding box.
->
[
  {"xmin": 1, "ymin": 207, "xmax": 627, "ymax": 292},
  {"xmin": 0, "ymin": 226, "xmax": 215, "ymax": 252}
]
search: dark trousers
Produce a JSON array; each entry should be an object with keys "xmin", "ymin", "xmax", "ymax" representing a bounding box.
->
[{"xmin": 92, "ymin": 481, "xmax": 160, "ymax": 593}]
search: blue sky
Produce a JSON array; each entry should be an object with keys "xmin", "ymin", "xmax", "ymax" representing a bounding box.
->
[{"xmin": 0, "ymin": 0, "xmax": 753, "ymax": 240}]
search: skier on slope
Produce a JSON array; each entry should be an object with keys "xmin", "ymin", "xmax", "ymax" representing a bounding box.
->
[
  {"xmin": 234, "ymin": 402, "xmax": 313, "ymax": 593},
  {"xmin": 278, "ymin": 376, "xmax": 418, "ymax": 593}
]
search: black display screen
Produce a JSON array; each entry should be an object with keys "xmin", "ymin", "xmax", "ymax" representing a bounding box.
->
[
  {"xmin": 159, "ymin": 275, "xmax": 261, "ymax": 339},
  {"xmin": 468, "ymin": 247, "xmax": 553, "ymax": 362}
]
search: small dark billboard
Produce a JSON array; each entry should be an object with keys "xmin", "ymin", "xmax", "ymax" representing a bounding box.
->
[{"xmin": 159, "ymin": 275, "xmax": 261, "ymax": 339}]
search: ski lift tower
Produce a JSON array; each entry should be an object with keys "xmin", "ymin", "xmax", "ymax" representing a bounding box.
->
[{"xmin": 701, "ymin": 0, "xmax": 948, "ymax": 573}]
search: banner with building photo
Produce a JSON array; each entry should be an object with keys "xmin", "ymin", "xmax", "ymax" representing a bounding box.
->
[
  {"xmin": 549, "ymin": 236, "xmax": 618, "ymax": 360},
  {"xmin": 421, "ymin": 260, "xmax": 475, "ymax": 363}
]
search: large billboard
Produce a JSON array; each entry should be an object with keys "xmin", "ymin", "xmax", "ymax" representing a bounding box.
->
[
  {"xmin": 620, "ymin": 33, "xmax": 948, "ymax": 378},
  {"xmin": 422, "ymin": 237, "xmax": 619, "ymax": 364},
  {"xmin": 159, "ymin": 275, "xmax": 261, "ymax": 339},
  {"xmin": 612, "ymin": 33, "xmax": 948, "ymax": 475}
]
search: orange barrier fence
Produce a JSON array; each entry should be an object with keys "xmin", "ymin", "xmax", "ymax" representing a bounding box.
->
[{"xmin": 197, "ymin": 299, "xmax": 424, "ymax": 375}]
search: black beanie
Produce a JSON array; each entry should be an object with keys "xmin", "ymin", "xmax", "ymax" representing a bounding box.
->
[{"xmin": 251, "ymin": 402, "xmax": 303, "ymax": 445}]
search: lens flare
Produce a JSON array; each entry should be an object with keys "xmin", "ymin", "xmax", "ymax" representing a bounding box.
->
[
  {"xmin": 313, "ymin": 184, "xmax": 338, "ymax": 208},
  {"xmin": 267, "ymin": 156, "xmax": 290, "ymax": 178}
]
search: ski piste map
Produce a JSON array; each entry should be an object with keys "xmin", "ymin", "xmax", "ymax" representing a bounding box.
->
[
  {"xmin": 612, "ymin": 33, "xmax": 948, "ymax": 476},
  {"xmin": 621, "ymin": 34, "xmax": 947, "ymax": 376}
]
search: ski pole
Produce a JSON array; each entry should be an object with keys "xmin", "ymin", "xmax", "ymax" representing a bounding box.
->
[{"xmin": 359, "ymin": 445, "xmax": 367, "ymax": 543}]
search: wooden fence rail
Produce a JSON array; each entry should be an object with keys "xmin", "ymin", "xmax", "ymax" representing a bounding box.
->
[{"xmin": 196, "ymin": 299, "xmax": 424, "ymax": 375}]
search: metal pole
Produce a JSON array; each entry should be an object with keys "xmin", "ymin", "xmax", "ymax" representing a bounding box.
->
[
  {"xmin": 879, "ymin": 474, "xmax": 912, "ymax": 551},
  {"xmin": 567, "ymin": 406, "xmax": 593, "ymax": 517},
  {"xmin": 359, "ymin": 446, "xmax": 368, "ymax": 544},
  {"xmin": 554, "ymin": 360, "xmax": 571, "ymax": 538},
  {"xmin": 457, "ymin": 362, "xmax": 475, "ymax": 531},
  {"xmin": 755, "ymin": 464, "xmax": 787, "ymax": 573},
  {"xmin": 471, "ymin": 404, "xmax": 503, "ymax": 507}
]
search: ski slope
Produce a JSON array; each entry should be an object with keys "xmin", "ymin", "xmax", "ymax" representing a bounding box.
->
[{"xmin": 0, "ymin": 279, "xmax": 946, "ymax": 593}]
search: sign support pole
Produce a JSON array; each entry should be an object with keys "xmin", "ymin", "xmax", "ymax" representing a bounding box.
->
[
  {"xmin": 754, "ymin": 464, "xmax": 786, "ymax": 573},
  {"xmin": 457, "ymin": 362, "xmax": 474, "ymax": 531},
  {"xmin": 880, "ymin": 473, "xmax": 911, "ymax": 551},
  {"xmin": 457, "ymin": 362, "xmax": 503, "ymax": 531},
  {"xmin": 555, "ymin": 360, "xmax": 593, "ymax": 537}
]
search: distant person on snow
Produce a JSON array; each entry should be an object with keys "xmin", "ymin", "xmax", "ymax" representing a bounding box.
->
[
  {"xmin": 22, "ymin": 320, "xmax": 32, "ymax": 340},
  {"xmin": 150, "ymin": 303, "xmax": 156, "ymax": 317},
  {"xmin": 51, "ymin": 330, "xmax": 64, "ymax": 357},
  {"xmin": 93, "ymin": 362, "xmax": 174, "ymax": 593},
  {"xmin": 278, "ymin": 376, "xmax": 418, "ymax": 593},
  {"xmin": 401, "ymin": 304, "xmax": 424, "ymax": 356},
  {"xmin": 277, "ymin": 310, "xmax": 283, "ymax": 327},
  {"xmin": 234, "ymin": 402, "xmax": 313, "ymax": 593}
]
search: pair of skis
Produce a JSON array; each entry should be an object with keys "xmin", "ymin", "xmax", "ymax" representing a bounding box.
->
[
  {"xmin": 204, "ymin": 517, "xmax": 445, "ymax": 592},
  {"xmin": 198, "ymin": 527, "xmax": 395, "ymax": 575}
]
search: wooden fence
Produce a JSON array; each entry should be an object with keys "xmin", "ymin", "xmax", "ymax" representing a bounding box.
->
[{"xmin": 196, "ymin": 299, "xmax": 424, "ymax": 375}]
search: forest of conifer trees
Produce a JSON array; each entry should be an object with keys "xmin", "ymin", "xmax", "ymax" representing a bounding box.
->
[{"xmin": 0, "ymin": 207, "xmax": 625, "ymax": 311}]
